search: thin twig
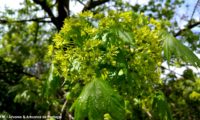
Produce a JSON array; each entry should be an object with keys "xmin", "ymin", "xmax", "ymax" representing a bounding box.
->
[
  {"xmin": 34, "ymin": 22, "xmax": 39, "ymax": 43},
  {"xmin": 77, "ymin": 0, "xmax": 86, "ymax": 6},
  {"xmin": 33, "ymin": 0, "xmax": 58, "ymax": 28},
  {"xmin": 174, "ymin": 21, "xmax": 200, "ymax": 36},
  {"xmin": 60, "ymin": 99, "xmax": 74, "ymax": 120},
  {"xmin": 161, "ymin": 66, "xmax": 182, "ymax": 76},
  {"xmin": 189, "ymin": 0, "xmax": 200, "ymax": 24},
  {"xmin": 82, "ymin": 0, "xmax": 110, "ymax": 11},
  {"xmin": 174, "ymin": 0, "xmax": 200, "ymax": 36}
]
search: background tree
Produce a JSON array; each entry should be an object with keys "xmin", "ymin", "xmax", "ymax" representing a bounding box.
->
[{"xmin": 0, "ymin": 0, "xmax": 200, "ymax": 119}]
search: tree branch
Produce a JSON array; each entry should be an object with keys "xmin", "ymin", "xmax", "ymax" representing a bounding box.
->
[
  {"xmin": 175, "ymin": 0, "xmax": 200, "ymax": 37},
  {"xmin": 82, "ymin": 0, "xmax": 110, "ymax": 12},
  {"xmin": 77, "ymin": 0, "xmax": 86, "ymax": 6},
  {"xmin": 174, "ymin": 21, "xmax": 200, "ymax": 36},
  {"xmin": 34, "ymin": 22, "xmax": 39, "ymax": 43},
  {"xmin": 0, "ymin": 17, "xmax": 52, "ymax": 24},
  {"xmin": 32, "ymin": 0, "xmax": 58, "ymax": 28},
  {"xmin": 189, "ymin": 0, "xmax": 200, "ymax": 24},
  {"xmin": 22, "ymin": 71, "xmax": 40, "ymax": 79},
  {"xmin": 0, "ymin": 71, "xmax": 40, "ymax": 79},
  {"xmin": 57, "ymin": 0, "xmax": 70, "ymax": 30}
]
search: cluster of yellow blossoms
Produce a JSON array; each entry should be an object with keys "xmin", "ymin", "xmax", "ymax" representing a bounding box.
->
[{"xmin": 50, "ymin": 11, "xmax": 166, "ymax": 111}]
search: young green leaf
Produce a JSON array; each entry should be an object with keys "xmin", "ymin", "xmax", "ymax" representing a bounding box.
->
[
  {"xmin": 72, "ymin": 78, "xmax": 125, "ymax": 120},
  {"xmin": 117, "ymin": 29, "xmax": 133, "ymax": 43},
  {"xmin": 43, "ymin": 63, "xmax": 60, "ymax": 98},
  {"xmin": 162, "ymin": 31, "xmax": 200, "ymax": 67}
]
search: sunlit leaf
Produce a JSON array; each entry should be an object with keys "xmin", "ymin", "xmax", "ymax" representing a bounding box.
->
[
  {"xmin": 72, "ymin": 78, "xmax": 125, "ymax": 120},
  {"xmin": 117, "ymin": 29, "xmax": 133, "ymax": 43},
  {"xmin": 43, "ymin": 63, "xmax": 60, "ymax": 98},
  {"xmin": 162, "ymin": 31, "xmax": 200, "ymax": 67}
]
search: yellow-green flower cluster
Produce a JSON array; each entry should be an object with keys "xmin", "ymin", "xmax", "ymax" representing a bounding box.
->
[{"xmin": 52, "ymin": 11, "xmax": 164, "ymax": 102}]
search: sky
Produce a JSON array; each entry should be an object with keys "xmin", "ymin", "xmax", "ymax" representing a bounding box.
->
[
  {"xmin": 0, "ymin": 0, "xmax": 199, "ymax": 77},
  {"xmin": 0, "ymin": 0, "xmax": 23, "ymax": 10}
]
